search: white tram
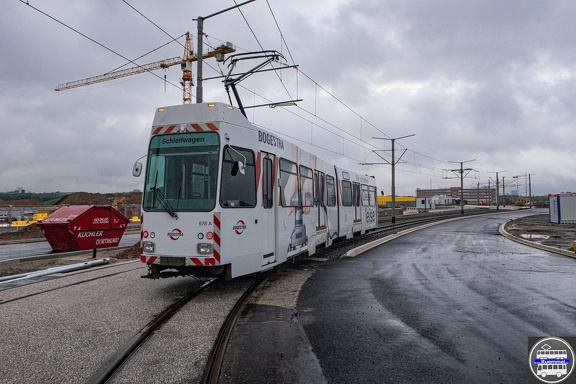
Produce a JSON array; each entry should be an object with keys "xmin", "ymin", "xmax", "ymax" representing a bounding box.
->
[{"xmin": 135, "ymin": 102, "xmax": 378, "ymax": 279}]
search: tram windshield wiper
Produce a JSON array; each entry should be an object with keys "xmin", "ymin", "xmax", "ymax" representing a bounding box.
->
[{"xmin": 151, "ymin": 187, "xmax": 178, "ymax": 219}]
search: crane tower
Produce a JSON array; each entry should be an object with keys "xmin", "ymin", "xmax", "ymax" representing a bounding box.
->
[
  {"xmin": 181, "ymin": 32, "xmax": 195, "ymax": 104},
  {"xmin": 55, "ymin": 32, "xmax": 235, "ymax": 104}
]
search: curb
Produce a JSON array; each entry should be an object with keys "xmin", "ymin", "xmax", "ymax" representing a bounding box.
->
[
  {"xmin": 499, "ymin": 221, "xmax": 576, "ymax": 260},
  {"xmin": 345, "ymin": 211, "xmax": 576, "ymax": 260}
]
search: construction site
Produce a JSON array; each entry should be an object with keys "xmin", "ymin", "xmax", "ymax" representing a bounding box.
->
[{"xmin": 0, "ymin": 191, "xmax": 142, "ymax": 228}]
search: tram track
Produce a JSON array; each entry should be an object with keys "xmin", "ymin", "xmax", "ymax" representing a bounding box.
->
[
  {"xmin": 1, "ymin": 263, "xmax": 246, "ymax": 383},
  {"xmin": 80, "ymin": 274, "xmax": 268, "ymax": 384},
  {"xmin": 94, "ymin": 275, "xmax": 268, "ymax": 384},
  {"xmin": 202, "ymin": 277, "xmax": 266, "ymax": 384},
  {"xmin": 89, "ymin": 277, "xmax": 221, "ymax": 384},
  {"xmin": 2, "ymin": 258, "xmax": 270, "ymax": 383},
  {"xmin": 0, "ymin": 207, "xmax": 523, "ymax": 383}
]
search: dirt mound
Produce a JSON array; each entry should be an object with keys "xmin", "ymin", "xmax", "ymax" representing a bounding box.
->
[
  {"xmin": 0, "ymin": 224, "xmax": 44, "ymax": 240},
  {"xmin": 56, "ymin": 192, "xmax": 142, "ymax": 206},
  {"xmin": 116, "ymin": 242, "xmax": 140, "ymax": 259},
  {"xmin": 0, "ymin": 199, "xmax": 43, "ymax": 207}
]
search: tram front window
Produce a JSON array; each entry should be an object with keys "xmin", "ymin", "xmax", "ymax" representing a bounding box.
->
[{"xmin": 143, "ymin": 132, "xmax": 220, "ymax": 213}]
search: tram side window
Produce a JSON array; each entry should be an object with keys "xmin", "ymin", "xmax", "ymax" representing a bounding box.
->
[
  {"xmin": 326, "ymin": 176, "xmax": 336, "ymax": 206},
  {"xmin": 280, "ymin": 159, "xmax": 299, "ymax": 207},
  {"xmin": 300, "ymin": 165, "xmax": 314, "ymax": 207},
  {"xmin": 352, "ymin": 182, "xmax": 361, "ymax": 207},
  {"xmin": 361, "ymin": 184, "xmax": 370, "ymax": 206},
  {"xmin": 342, "ymin": 180, "xmax": 353, "ymax": 206},
  {"xmin": 262, "ymin": 158, "xmax": 273, "ymax": 209},
  {"xmin": 317, "ymin": 172, "xmax": 326, "ymax": 206},
  {"xmin": 220, "ymin": 146, "xmax": 256, "ymax": 208},
  {"xmin": 369, "ymin": 186, "xmax": 376, "ymax": 206}
]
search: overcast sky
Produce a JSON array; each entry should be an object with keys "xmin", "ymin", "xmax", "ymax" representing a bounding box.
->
[{"xmin": 2, "ymin": 0, "xmax": 575, "ymax": 196}]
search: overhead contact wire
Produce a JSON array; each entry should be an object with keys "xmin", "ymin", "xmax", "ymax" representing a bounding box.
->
[{"xmin": 20, "ymin": 0, "xmax": 182, "ymax": 92}]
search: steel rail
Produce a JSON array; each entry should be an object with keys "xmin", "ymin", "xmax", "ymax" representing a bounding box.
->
[
  {"xmin": 202, "ymin": 277, "xmax": 267, "ymax": 384},
  {"xmin": 201, "ymin": 212, "xmax": 491, "ymax": 380},
  {"xmin": 87, "ymin": 277, "xmax": 220, "ymax": 384}
]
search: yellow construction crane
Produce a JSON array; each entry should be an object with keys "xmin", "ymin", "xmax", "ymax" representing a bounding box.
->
[
  {"xmin": 181, "ymin": 31, "xmax": 195, "ymax": 104},
  {"xmin": 55, "ymin": 32, "xmax": 235, "ymax": 104}
]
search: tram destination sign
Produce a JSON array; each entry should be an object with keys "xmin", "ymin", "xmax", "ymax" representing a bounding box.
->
[{"xmin": 151, "ymin": 132, "xmax": 219, "ymax": 149}]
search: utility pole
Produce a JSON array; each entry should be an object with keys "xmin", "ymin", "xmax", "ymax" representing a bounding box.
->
[
  {"xmin": 512, "ymin": 173, "xmax": 531, "ymax": 206},
  {"xmin": 502, "ymin": 176, "xmax": 506, "ymax": 207},
  {"xmin": 194, "ymin": 0, "xmax": 255, "ymax": 103},
  {"xmin": 477, "ymin": 182, "xmax": 480, "ymax": 204},
  {"xmin": 529, "ymin": 173, "xmax": 533, "ymax": 207},
  {"xmin": 513, "ymin": 175, "xmax": 520, "ymax": 201},
  {"xmin": 447, "ymin": 159, "xmax": 475, "ymax": 215},
  {"xmin": 361, "ymin": 134, "xmax": 415, "ymax": 223},
  {"xmin": 487, "ymin": 170, "xmax": 506, "ymax": 210}
]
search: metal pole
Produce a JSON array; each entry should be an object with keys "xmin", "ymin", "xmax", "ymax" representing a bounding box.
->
[
  {"xmin": 194, "ymin": 0, "xmax": 255, "ymax": 104},
  {"xmin": 502, "ymin": 176, "xmax": 506, "ymax": 207},
  {"xmin": 458, "ymin": 162, "xmax": 464, "ymax": 214},
  {"xmin": 477, "ymin": 182, "xmax": 480, "ymax": 205},
  {"xmin": 196, "ymin": 17, "xmax": 204, "ymax": 103},
  {"xmin": 525, "ymin": 171, "xmax": 528, "ymax": 198},
  {"xmin": 529, "ymin": 173, "xmax": 532, "ymax": 207},
  {"xmin": 496, "ymin": 174, "xmax": 499, "ymax": 209},
  {"xmin": 448, "ymin": 159, "xmax": 475, "ymax": 215},
  {"xmin": 391, "ymin": 139, "xmax": 396, "ymax": 223},
  {"xmin": 487, "ymin": 170, "xmax": 506, "ymax": 210},
  {"xmin": 364, "ymin": 135, "xmax": 414, "ymax": 224}
]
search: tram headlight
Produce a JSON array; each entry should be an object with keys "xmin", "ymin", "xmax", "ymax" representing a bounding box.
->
[
  {"xmin": 197, "ymin": 243, "xmax": 213, "ymax": 255},
  {"xmin": 142, "ymin": 241, "xmax": 155, "ymax": 253}
]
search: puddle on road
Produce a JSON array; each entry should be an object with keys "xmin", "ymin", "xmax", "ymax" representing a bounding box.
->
[{"xmin": 520, "ymin": 234, "xmax": 550, "ymax": 240}]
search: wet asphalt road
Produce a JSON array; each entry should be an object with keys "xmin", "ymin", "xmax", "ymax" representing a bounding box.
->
[
  {"xmin": 298, "ymin": 211, "xmax": 576, "ymax": 383},
  {"xmin": 0, "ymin": 233, "xmax": 141, "ymax": 261}
]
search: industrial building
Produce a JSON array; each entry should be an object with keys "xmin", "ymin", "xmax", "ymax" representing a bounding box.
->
[
  {"xmin": 377, "ymin": 195, "xmax": 416, "ymax": 207},
  {"xmin": 416, "ymin": 187, "xmax": 496, "ymax": 204}
]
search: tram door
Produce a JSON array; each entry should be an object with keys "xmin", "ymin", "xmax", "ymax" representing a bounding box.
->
[
  {"xmin": 261, "ymin": 153, "xmax": 277, "ymax": 266},
  {"xmin": 353, "ymin": 182, "xmax": 361, "ymax": 222},
  {"xmin": 315, "ymin": 171, "xmax": 326, "ymax": 229}
]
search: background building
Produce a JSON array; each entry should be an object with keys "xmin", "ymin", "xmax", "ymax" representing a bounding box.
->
[{"xmin": 416, "ymin": 187, "xmax": 496, "ymax": 204}]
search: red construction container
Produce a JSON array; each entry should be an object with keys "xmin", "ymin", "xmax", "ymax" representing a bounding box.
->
[{"xmin": 38, "ymin": 205, "xmax": 130, "ymax": 251}]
